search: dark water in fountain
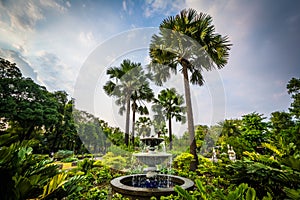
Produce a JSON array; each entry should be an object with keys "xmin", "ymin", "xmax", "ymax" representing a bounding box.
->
[{"xmin": 129, "ymin": 174, "xmax": 174, "ymax": 188}]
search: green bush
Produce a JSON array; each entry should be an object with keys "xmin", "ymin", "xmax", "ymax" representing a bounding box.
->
[
  {"xmin": 107, "ymin": 145, "xmax": 131, "ymax": 157},
  {"xmin": 61, "ymin": 157, "xmax": 78, "ymax": 163},
  {"xmin": 173, "ymin": 152, "xmax": 194, "ymax": 171},
  {"xmin": 78, "ymin": 158, "xmax": 95, "ymax": 174},
  {"xmin": 102, "ymin": 152, "xmax": 127, "ymax": 170},
  {"xmin": 54, "ymin": 150, "xmax": 74, "ymax": 160},
  {"xmin": 85, "ymin": 187, "xmax": 108, "ymax": 200},
  {"xmin": 93, "ymin": 160, "xmax": 104, "ymax": 167}
]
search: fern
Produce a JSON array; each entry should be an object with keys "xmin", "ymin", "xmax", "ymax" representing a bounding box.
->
[
  {"xmin": 261, "ymin": 142, "xmax": 284, "ymax": 157},
  {"xmin": 284, "ymin": 187, "xmax": 300, "ymax": 200},
  {"xmin": 174, "ymin": 185, "xmax": 194, "ymax": 200},
  {"xmin": 40, "ymin": 173, "xmax": 68, "ymax": 199},
  {"xmin": 245, "ymin": 187, "xmax": 256, "ymax": 200}
]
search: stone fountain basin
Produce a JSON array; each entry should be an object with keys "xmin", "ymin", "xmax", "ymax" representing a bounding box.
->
[
  {"xmin": 111, "ymin": 174, "xmax": 194, "ymax": 200},
  {"xmin": 133, "ymin": 152, "xmax": 172, "ymax": 167}
]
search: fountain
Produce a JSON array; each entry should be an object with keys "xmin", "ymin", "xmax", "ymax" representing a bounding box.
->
[{"xmin": 110, "ymin": 135, "xmax": 194, "ymax": 199}]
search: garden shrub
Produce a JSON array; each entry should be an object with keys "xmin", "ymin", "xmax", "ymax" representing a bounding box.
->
[
  {"xmin": 78, "ymin": 158, "xmax": 95, "ymax": 174},
  {"xmin": 93, "ymin": 160, "xmax": 104, "ymax": 167},
  {"xmin": 61, "ymin": 157, "xmax": 78, "ymax": 163},
  {"xmin": 85, "ymin": 187, "xmax": 108, "ymax": 200},
  {"xmin": 102, "ymin": 152, "xmax": 127, "ymax": 170},
  {"xmin": 173, "ymin": 152, "xmax": 194, "ymax": 171},
  {"xmin": 107, "ymin": 145, "xmax": 131, "ymax": 157},
  {"xmin": 54, "ymin": 150, "xmax": 73, "ymax": 160}
]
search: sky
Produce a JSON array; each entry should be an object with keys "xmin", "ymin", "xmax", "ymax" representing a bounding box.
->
[{"xmin": 1, "ymin": 0, "xmax": 300, "ymax": 136}]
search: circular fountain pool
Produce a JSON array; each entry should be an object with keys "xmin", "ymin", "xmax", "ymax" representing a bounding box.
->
[{"xmin": 111, "ymin": 174, "xmax": 194, "ymax": 199}]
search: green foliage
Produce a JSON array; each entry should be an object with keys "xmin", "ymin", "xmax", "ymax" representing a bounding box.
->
[
  {"xmin": 149, "ymin": 8, "xmax": 231, "ymax": 171},
  {"xmin": 111, "ymin": 193, "xmax": 130, "ymax": 200},
  {"xmin": 84, "ymin": 187, "xmax": 108, "ymax": 200},
  {"xmin": 102, "ymin": 152, "xmax": 127, "ymax": 170},
  {"xmin": 78, "ymin": 158, "xmax": 95, "ymax": 174},
  {"xmin": 287, "ymin": 77, "xmax": 300, "ymax": 119},
  {"xmin": 103, "ymin": 59, "xmax": 154, "ymax": 146},
  {"xmin": 173, "ymin": 152, "xmax": 194, "ymax": 171},
  {"xmin": 61, "ymin": 156, "xmax": 78, "ymax": 163},
  {"xmin": 40, "ymin": 173, "xmax": 67, "ymax": 199},
  {"xmin": 0, "ymin": 140, "xmax": 58, "ymax": 199},
  {"xmin": 283, "ymin": 187, "xmax": 300, "ymax": 200},
  {"xmin": 0, "ymin": 134, "xmax": 83, "ymax": 200},
  {"xmin": 152, "ymin": 88, "xmax": 186, "ymax": 150},
  {"xmin": 240, "ymin": 112, "xmax": 269, "ymax": 151},
  {"xmin": 65, "ymin": 157, "xmax": 116, "ymax": 200},
  {"xmin": 136, "ymin": 116, "xmax": 153, "ymax": 137},
  {"xmin": 228, "ymin": 152, "xmax": 300, "ymax": 199},
  {"xmin": 0, "ymin": 58, "xmax": 81, "ymax": 154},
  {"xmin": 54, "ymin": 150, "xmax": 74, "ymax": 160},
  {"xmin": 175, "ymin": 179, "xmax": 258, "ymax": 200}
]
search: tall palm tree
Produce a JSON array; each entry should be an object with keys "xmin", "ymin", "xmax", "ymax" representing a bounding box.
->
[
  {"xmin": 130, "ymin": 79, "xmax": 154, "ymax": 145},
  {"xmin": 152, "ymin": 88, "xmax": 186, "ymax": 150},
  {"xmin": 103, "ymin": 59, "xmax": 153, "ymax": 146},
  {"xmin": 149, "ymin": 9, "xmax": 231, "ymax": 170}
]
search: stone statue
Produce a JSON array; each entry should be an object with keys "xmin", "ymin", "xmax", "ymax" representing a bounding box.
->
[{"xmin": 227, "ymin": 144, "xmax": 236, "ymax": 161}]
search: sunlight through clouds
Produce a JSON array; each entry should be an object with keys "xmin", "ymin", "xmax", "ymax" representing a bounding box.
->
[{"xmin": 0, "ymin": 0, "xmax": 299, "ymax": 128}]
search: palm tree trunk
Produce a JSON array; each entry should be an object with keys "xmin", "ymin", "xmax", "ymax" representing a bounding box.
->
[
  {"xmin": 131, "ymin": 102, "xmax": 136, "ymax": 145},
  {"xmin": 125, "ymin": 95, "xmax": 130, "ymax": 146},
  {"xmin": 182, "ymin": 63, "xmax": 199, "ymax": 171},
  {"xmin": 168, "ymin": 117, "xmax": 172, "ymax": 150}
]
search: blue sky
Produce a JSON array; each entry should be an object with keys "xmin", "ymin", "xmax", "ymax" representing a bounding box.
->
[{"xmin": 1, "ymin": 0, "xmax": 300, "ymax": 135}]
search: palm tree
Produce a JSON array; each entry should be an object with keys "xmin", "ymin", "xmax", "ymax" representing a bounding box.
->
[
  {"xmin": 149, "ymin": 9, "xmax": 231, "ymax": 170},
  {"xmin": 103, "ymin": 59, "xmax": 153, "ymax": 146},
  {"xmin": 152, "ymin": 88, "xmax": 186, "ymax": 150},
  {"xmin": 135, "ymin": 116, "xmax": 152, "ymax": 137},
  {"xmin": 130, "ymin": 80, "xmax": 154, "ymax": 145}
]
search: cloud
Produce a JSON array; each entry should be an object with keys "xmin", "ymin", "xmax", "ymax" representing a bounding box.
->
[
  {"xmin": 182, "ymin": 0, "xmax": 300, "ymax": 120},
  {"xmin": 122, "ymin": 0, "xmax": 127, "ymax": 11},
  {"xmin": 0, "ymin": 48, "xmax": 37, "ymax": 80},
  {"xmin": 79, "ymin": 31, "xmax": 96, "ymax": 48},
  {"xmin": 66, "ymin": 1, "xmax": 71, "ymax": 8},
  {"xmin": 32, "ymin": 51, "xmax": 75, "ymax": 93},
  {"xmin": 0, "ymin": 0, "xmax": 67, "ymax": 31},
  {"xmin": 143, "ymin": 0, "xmax": 184, "ymax": 17}
]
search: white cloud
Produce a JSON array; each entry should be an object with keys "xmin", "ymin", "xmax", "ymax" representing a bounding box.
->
[
  {"xmin": 0, "ymin": 0, "xmax": 67, "ymax": 31},
  {"xmin": 32, "ymin": 51, "xmax": 74, "ymax": 93},
  {"xmin": 143, "ymin": 0, "xmax": 184, "ymax": 17},
  {"xmin": 79, "ymin": 31, "xmax": 96, "ymax": 48},
  {"xmin": 122, "ymin": 0, "xmax": 127, "ymax": 11},
  {"xmin": 66, "ymin": 1, "xmax": 71, "ymax": 8}
]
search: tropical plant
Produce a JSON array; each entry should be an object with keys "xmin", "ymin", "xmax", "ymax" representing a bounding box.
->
[
  {"xmin": 175, "ymin": 179, "xmax": 258, "ymax": 200},
  {"xmin": 130, "ymin": 81, "xmax": 154, "ymax": 144},
  {"xmin": 152, "ymin": 88, "xmax": 186, "ymax": 150},
  {"xmin": 135, "ymin": 117, "xmax": 152, "ymax": 137},
  {"xmin": 103, "ymin": 59, "xmax": 153, "ymax": 146},
  {"xmin": 239, "ymin": 112, "xmax": 269, "ymax": 152},
  {"xmin": 149, "ymin": 9, "xmax": 231, "ymax": 170},
  {"xmin": 287, "ymin": 77, "xmax": 300, "ymax": 120},
  {"xmin": 228, "ymin": 151, "xmax": 300, "ymax": 199},
  {"xmin": 0, "ymin": 133, "xmax": 84, "ymax": 200}
]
